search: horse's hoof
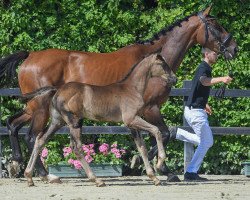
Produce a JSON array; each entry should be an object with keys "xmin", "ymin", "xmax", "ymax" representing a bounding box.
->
[
  {"xmin": 167, "ymin": 174, "xmax": 181, "ymax": 182},
  {"xmin": 39, "ymin": 176, "xmax": 48, "ymax": 182},
  {"xmin": 96, "ymin": 180, "xmax": 106, "ymax": 187},
  {"xmin": 47, "ymin": 174, "xmax": 62, "ymax": 184},
  {"xmin": 27, "ymin": 181, "xmax": 35, "ymax": 187},
  {"xmin": 154, "ymin": 178, "xmax": 161, "ymax": 186},
  {"xmin": 9, "ymin": 161, "xmax": 20, "ymax": 177},
  {"xmin": 96, "ymin": 182, "xmax": 106, "ymax": 187}
]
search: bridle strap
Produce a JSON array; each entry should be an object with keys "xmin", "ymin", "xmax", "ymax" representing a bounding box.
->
[{"xmin": 198, "ymin": 12, "xmax": 209, "ymax": 44}]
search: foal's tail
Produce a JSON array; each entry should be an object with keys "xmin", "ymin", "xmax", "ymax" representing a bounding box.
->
[
  {"xmin": 19, "ymin": 86, "xmax": 57, "ymax": 103},
  {"xmin": 0, "ymin": 51, "xmax": 29, "ymax": 87}
]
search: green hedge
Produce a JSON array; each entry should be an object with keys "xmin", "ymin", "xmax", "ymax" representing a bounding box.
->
[{"xmin": 0, "ymin": 0, "xmax": 249, "ymax": 174}]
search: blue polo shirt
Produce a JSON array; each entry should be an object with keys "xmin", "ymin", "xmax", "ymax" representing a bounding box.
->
[{"xmin": 186, "ymin": 61, "xmax": 212, "ymax": 109}]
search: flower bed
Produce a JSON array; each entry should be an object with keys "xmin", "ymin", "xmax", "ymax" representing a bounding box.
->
[{"xmin": 41, "ymin": 142, "xmax": 126, "ymax": 177}]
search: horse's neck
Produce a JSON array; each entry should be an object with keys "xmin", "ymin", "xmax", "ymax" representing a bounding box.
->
[{"xmin": 161, "ymin": 17, "xmax": 200, "ymax": 72}]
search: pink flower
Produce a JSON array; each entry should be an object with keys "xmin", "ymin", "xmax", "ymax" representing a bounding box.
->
[
  {"xmin": 82, "ymin": 145, "xmax": 89, "ymax": 153},
  {"xmin": 41, "ymin": 148, "xmax": 48, "ymax": 158},
  {"xmin": 120, "ymin": 149, "xmax": 126, "ymax": 155},
  {"xmin": 68, "ymin": 158, "xmax": 75, "ymax": 165},
  {"xmin": 63, "ymin": 146, "xmax": 72, "ymax": 157},
  {"xmin": 99, "ymin": 143, "xmax": 109, "ymax": 155},
  {"xmin": 82, "ymin": 144, "xmax": 96, "ymax": 155},
  {"xmin": 111, "ymin": 143, "xmax": 117, "ymax": 148},
  {"xmin": 111, "ymin": 148, "xmax": 119, "ymax": 154},
  {"xmin": 85, "ymin": 154, "xmax": 93, "ymax": 163},
  {"xmin": 73, "ymin": 160, "xmax": 82, "ymax": 170},
  {"xmin": 115, "ymin": 152, "xmax": 121, "ymax": 158}
]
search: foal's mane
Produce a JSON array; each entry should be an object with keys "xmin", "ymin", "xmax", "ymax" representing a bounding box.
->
[
  {"xmin": 118, "ymin": 50, "xmax": 162, "ymax": 84},
  {"xmin": 136, "ymin": 12, "xmax": 198, "ymax": 45}
]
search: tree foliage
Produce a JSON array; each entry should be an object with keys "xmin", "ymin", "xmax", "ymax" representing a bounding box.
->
[{"xmin": 0, "ymin": 0, "xmax": 249, "ymax": 174}]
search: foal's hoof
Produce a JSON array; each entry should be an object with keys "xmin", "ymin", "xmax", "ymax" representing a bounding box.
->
[
  {"xmin": 47, "ymin": 174, "xmax": 62, "ymax": 184},
  {"xmin": 27, "ymin": 181, "xmax": 35, "ymax": 187},
  {"xmin": 9, "ymin": 161, "xmax": 20, "ymax": 177},
  {"xmin": 96, "ymin": 180, "xmax": 106, "ymax": 187},
  {"xmin": 154, "ymin": 179, "xmax": 161, "ymax": 186}
]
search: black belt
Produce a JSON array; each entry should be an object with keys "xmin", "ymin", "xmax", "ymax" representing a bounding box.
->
[{"xmin": 188, "ymin": 105, "xmax": 203, "ymax": 109}]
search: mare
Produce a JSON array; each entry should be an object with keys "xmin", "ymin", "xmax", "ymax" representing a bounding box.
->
[
  {"xmin": 21, "ymin": 53, "xmax": 177, "ymax": 186},
  {"xmin": 0, "ymin": 6, "xmax": 237, "ymax": 182}
]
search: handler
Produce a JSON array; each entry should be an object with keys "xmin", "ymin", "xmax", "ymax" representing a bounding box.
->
[{"xmin": 171, "ymin": 47, "xmax": 233, "ymax": 181}]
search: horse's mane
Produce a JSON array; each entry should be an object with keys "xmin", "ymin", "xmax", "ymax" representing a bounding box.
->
[{"xmin": 136, "ymin": 12, "xmax": 198, "ymax": 45}]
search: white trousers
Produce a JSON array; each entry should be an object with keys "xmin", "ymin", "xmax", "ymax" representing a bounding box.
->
[{"xmin": 176, "ymin": 106, "xmax": 213, "ymax": 173}]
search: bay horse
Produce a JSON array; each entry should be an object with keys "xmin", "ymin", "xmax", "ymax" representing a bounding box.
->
[
  {"xmin": 0, "ymin": 6, "xmax": 237, "ymax": 182},
  {"xmin": 21, "ymin": 53, "xmax": 177, "ymax": 186}
]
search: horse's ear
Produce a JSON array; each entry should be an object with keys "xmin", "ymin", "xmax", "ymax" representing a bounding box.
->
[
  {"xmin": 156, "ymin": 54, "xmax": 165, "ymax": 62},
  {"xmin": 203, "ymin": 5, "xmax": 212, "ymax": 16}
]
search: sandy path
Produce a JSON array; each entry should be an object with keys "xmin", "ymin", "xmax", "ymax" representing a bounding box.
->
[{"xmin": 0, "ymin": 175, "xmax": 249, "ymax": 200}]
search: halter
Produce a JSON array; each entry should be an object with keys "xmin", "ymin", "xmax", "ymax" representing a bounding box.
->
[
  {"xmin": 198, "ymin": 12, "xmax": 234, "ymax": 99},
  {"xmin": 198, "ymin": 12, "xmax": 233, "ymax": 54}
]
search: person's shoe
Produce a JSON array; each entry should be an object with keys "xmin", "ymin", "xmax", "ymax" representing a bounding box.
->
[
  {"xmin": 168, "ymin": 126, "xmax": 177, "ymax": 141},
  {"xmin": 184, "ymin": 172, "xmax": 208, "ymax": 181},
  {"xmin": 130, "ymin": 155, "xmax": 142, "ymax": 169}
]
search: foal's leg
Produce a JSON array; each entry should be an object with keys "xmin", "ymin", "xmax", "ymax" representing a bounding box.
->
[
  {"xmin": 23, "ymin": 107, "xmax": 61, "ymax": 183},
  {"xmin": 69, "ymin": 125, "xmax": 105, "ymax": 187},
  {"xmin": 125, "ymin": 116, "xmax": 166, "ymax": 171},
  {"xmin": 24, "ymin": 110, "xmax": 64, "ymax": 186},
  {"xmin": 131, "ymin": 130, "xmax": 161, "ymax": 186}
]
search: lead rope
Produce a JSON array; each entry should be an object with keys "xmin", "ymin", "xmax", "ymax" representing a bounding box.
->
[{"xmin": 215, "ymin": 55, "xmax": 233, "ymax": 99}]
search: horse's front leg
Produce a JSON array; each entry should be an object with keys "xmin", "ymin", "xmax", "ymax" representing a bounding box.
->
[
  {"xmin": 125, "ymin": 116, "xmax": 166, "ymax": 177},
  {"xmin": 130, "ymin": 129, "xmax": 161, "ymax": 186}
]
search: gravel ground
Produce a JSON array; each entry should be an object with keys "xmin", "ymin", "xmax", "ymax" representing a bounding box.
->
[{"xmin": 0, "ymin": 175, "xmax": 249, "ymax": 200}]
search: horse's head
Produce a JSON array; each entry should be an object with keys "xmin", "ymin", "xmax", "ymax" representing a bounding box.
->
[
  {"xmin": 150, "ymin": 54, "xmax": 177, "ymax": 85},
  {"xmin": 196, "ymin": 6, "xmax": 238, "ymax": 59}
]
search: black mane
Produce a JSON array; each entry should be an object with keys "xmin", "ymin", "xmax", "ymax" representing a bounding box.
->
[{"xmin": 136, "ymin": 12, "xmax": 197, "ymax": 45}]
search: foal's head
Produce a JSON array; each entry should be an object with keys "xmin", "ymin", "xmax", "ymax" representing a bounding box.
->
[{"xmin": 196, "ymin": 6, "xmax": 237, "ymax": 59}]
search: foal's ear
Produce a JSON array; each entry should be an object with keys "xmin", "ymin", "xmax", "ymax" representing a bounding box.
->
[
  {"xmin": 156, "ymin": 54, "xmax": 165, "ymax": 62},
  {"xmin": 203, "ymin": 5, "xmax": 212, "ymax": 16}
]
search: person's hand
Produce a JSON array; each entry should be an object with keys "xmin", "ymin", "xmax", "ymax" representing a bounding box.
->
[
  {"xmin": 221, "ymin": 76, "xmax": 233, "ymax": 84},
  {"xmin": 205, "ymin": 104, "xmax": 212, "ymax": 115}
]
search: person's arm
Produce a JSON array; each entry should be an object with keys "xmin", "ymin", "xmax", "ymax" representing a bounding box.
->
[{"xmin": 200, "ymin": 76, "xmax": 233, "ymax": 86}]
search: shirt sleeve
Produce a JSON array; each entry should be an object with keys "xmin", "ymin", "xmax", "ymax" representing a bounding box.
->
[{"xmin": 199, "ymin": 67, "xmax": 211, "ymax": 78}]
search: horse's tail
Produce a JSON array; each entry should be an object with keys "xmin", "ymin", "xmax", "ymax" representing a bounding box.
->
[
  {"xmin": 19, "ymin": 86, "xmax": 57, "ymax": 103},
  {"xmin": 0, "ymin": 51, "xmax": 29, "ymax": 87}
]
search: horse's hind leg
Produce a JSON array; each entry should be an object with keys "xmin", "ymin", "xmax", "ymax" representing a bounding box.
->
[
  {"xmin": 67, "ymin": 120, "xmax": 105, "ymax": 187},
  {"xmin": 7, "ymin": 111, "xmax": 32, "ymax": 177},
  {"xmin": 131, "ymin": 129, "xmax": 161, "ymax": 186}
]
